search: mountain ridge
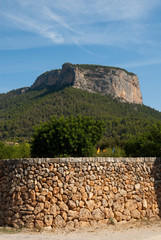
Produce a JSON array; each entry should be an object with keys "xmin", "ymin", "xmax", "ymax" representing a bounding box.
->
[{"xmin": 30, "ymin": 63, "xmax": 143, "ymax": 104}]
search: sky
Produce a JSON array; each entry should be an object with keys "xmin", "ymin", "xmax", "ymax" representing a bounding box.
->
[{"xmin": 0, "ymin": 0, "xmax": 161, "ymax": 112}]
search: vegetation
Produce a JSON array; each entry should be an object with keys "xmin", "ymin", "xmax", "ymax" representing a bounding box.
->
[
  {"xmin": 125, "ymin": 123, "xmax": 161, "ymax": 157},
  {"xmin": 0, "ymin": 142, "xmax": 30, "ymax": 159},
  {"xmin": 67, "ymin": 63, "xmax": 135, "ymax": 75},
  {"xmin": 0, "ymin": 87, "xmax": 161, "ymax": 144},
  {"xmin": 31, "ymin": 116, "xmax": 105, "ymax": 157},
  {"xmin": 0, "ymin": 86, "xmax": 161, "ymax": 157}
]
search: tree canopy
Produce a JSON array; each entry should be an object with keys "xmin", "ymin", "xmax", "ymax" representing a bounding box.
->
[
  {"xmin": 31, "ymin": 115, "xmax": 105, "ymax": 157},
  {"xmin": 0, "ymin": 142, "xmax": 30, "ymax": 159},
  {"xmin": 125, "ymin": 123, "xmax": 161, "ymax": 157}
]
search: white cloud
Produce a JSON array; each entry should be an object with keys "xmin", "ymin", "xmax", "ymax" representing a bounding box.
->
[
  {"xmin": 120, "ymin": 59, "xmax": 161, "ymax": 68},
  {"xmin": 1, "ymin": 11, "xmax": 64, "ymax": 44},
  {"xmin": 1, "ymin": 0, "xmax": 161, "ymax": 49}
]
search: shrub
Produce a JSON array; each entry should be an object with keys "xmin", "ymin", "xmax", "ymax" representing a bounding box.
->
[
  {"xmin": 125, "ymin": 123, "xmax": 161, "ymax": 157},
  {"xmin": 31, "ymin": 115, "xmax": 105, "ymax": 157}
]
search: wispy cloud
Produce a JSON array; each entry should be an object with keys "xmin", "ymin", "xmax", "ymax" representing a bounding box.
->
[
  {"xmin": 120, "ymin": 59, "xmax": 161, "ymax": 68},
  {"xmin": 1, "ymin": 11, "xmax": 64, "ymax": 44},
  {"xmin": 1, "ymin": 0, "xmax": 161, "ymax": 49}
]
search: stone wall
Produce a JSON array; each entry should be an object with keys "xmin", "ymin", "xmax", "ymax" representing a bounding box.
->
[{"xmin": 0, "ymin": 157, "xmax": 160, "ymax": 229}]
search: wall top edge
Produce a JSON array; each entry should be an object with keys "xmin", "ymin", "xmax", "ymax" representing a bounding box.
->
[{"xmin": 0, "ymin": 157, "xmax": 160, "ymax": 165}]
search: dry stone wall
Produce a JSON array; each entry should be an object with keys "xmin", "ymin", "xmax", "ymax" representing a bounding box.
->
[{"xmin": 0, "ymin": 157, "xmax": 160, "ymax": 229}]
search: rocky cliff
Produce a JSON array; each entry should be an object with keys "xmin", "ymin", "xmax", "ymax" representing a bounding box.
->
[{"xmin": 31, "ymin": 63, "xmax": 143, "ymax": 104}]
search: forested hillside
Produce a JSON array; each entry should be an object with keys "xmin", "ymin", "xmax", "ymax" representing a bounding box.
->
[{"xmin": 0, "ymin": 87, "xmax": 161, "ymax": 148}]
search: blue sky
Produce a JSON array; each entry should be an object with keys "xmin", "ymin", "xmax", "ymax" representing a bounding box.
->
[{"xmin": 0, "ymin": 0, "xmax": 161, "ymax": 111}]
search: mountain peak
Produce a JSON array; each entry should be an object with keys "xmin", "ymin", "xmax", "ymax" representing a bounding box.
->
[{"xmin": 31, "ymin": 63, "xmax": 143, "ymax": 104}]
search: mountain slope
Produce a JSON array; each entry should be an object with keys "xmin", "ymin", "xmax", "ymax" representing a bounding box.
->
[{"xmin": 0, "ymin": 87, "xmax": 160, "ymax": 145}]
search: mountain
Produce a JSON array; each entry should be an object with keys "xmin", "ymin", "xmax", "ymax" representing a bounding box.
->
[
  {"xmin": 31, "ymin": 63, "xmax": 143, "ymax": 104},
  {"xmin": 0, "ymin": 63, "xmax": 160, "ymax": 145}
]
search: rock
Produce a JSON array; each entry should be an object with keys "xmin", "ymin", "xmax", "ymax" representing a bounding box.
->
[
  {"xmin": 142, "ymin": 199, "xmax": 148, "ymax": 209},
  {"xmin": 53, "ymin": 187, "xmax": 59, "ymax": 195},
  {"xmin": 120, "ymin": 189, "xmax": 127, "ymax": 196},
  {"xmin": 72, "ymin": 186, "xmax": 77, "ymax": 194},
  {"xmin": 79, "ymin": 208, "xmax": 92, "ymax": 221},
  {"xmin": 135, "ymin": 184, "xmax": 140, "ymax": 191},
  {"xmin": 113, "ymin": 202, "xmax": 124, "ymax": 212},
  {"xmin": 114, "ymin": 211, "xmax": 123, "ymax": 221},
  {"xmin": 79, "ymin": 221, "xmax": 90, "ymax": 227},
  {"xmin": 43, "ymin": 226, "xmax": 52, "ymax": 231},
  {"xmin": 123, "ymin": 209, "xmax": 130, "ymax": 216},
  {"xmin": 92, "ymin": 209, "xmax": 105, "ymax": 220},
  {"xmin": 68, "ymin": 210, "xmax": 79, "ymax": 220},
  {"xmin": 35, "ymin": 213, "xmax": 44, "ymax": 220},
  {"xmin": 86, "ymin": 200, "xmax": 95, "ymax": 212},
  {"xmin": 90, "ymin": 220, "xmax": 97, "ymax": 226},
  {"xmin": 12, "ymin": 219, "xmax": 24, "ymax": 228},
  {"xmin": 82, "ymin": 192, "xmax": 88, "ymax": 202},
  {"xmin": 58, "ymin": 201, "xmax": 69, "ymax": 212},
  {"xmin": 113, "ymin": 187, "xmax": 117, "ymax": 194},
  {"xmin": 37, "ymin": 195, "xmax": 45, "ymax": 202},
  {"xmin": 35, "ymin": 219, "xmax": 44, "ymax": 229},
  {"xmin": 88, "ymin": 192, "xmax": 93, "ymax": 199},
  {"xmin": 12, "ymin": 213, "xmax": 21, "ymax": 220},
  {"xmin": 74, "ymin": 219, "xmax": 79, "ymax": 228},
  {"xmin": 61, "ymin": 211, "xmax": 68, "ymax": 221},
  {"xmin": 4, "ymin": 217, "xmax": 12, "ymax": 225},
  {"xmin": 72, "ymin": 193, "xmax": 82, "ymax": 201},
  {"xmin": 108, "ymin": 199, "xmax": 113, "ymax": 207},
  {"xmin": 31, "ymin": 63, "xmax": 143, "ymax": 104},
  {"xmin": 25, "ymin": 222, "xmax": 34, "ymax": 229},
  {"xmin": 66, "ymin": 221, "xmax": 74, "ymax": 229},
  {"xmin": 50, "ymin": 204, "xmax": 60, "ymax": 217},
  {"xmin": 104, "ymin": 208, "xmax": 114, "ymax": 218},
  {"xmin": 5, "ymin": 210, "xmax": 14, "ymax": 217},
  {"xmin": 98, "ymin": 219, "xmax": 108, "ymax": 225},
  {"xmin": 45, "ymin": 201, "xmax": 51, "ymax": 209},
  {"xmin": 22, "ymin": 214, "xmax": 35, "ymax": 223},
  {"xmin": 125, "ymin": 200, "xmax": 137, "ymax": 211},
  {"xmin": 44, "ymin": 215, "xmax": 53, "ymax": 226},
  {"xmin": 133, "ymin": 195, "xmax": 142, "ymax": 202},
  {"xmin": 54, "ymin": 215, "xmax": 66, "ymax": 228},
  {"xmin": 41, "ymin": 188, "xmax": 49, "ymax": 196},
  {"xmin": 146, "ymin": 209, "xmax": 154, "ymax": 218},
  {"xmin": 68, "ymin": 200, "xmax": 76, "ymax": 209},
  {"xmin": 102, "ymin": 199, "xmax": 108, "ymax": 207},
  {"xmin": 131, "ymin": 209, "xmax": 141, "ymax": 219},
  {"xmin": 11, "ymin": 206, "xmax": 20, "ymax": 213},
  {"xmin": 137, "ymin": 202, "xmax": 142, "ymax": 211},
  {"xmin": 34, "ymin": 203, "xmax": 44, "ymax": 215},
  {"xmin": 46, "ymin": 191, "xmax": 53, "ymax": 200},
  {"xmin": 103, "ymin": 186, "xmax": 109, "ymax": 191},
  {"xmin": 79, "ymin": 201, "xmax": 84, "ymax": 208}
]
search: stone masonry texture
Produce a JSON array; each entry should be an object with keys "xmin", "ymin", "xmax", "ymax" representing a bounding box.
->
[{"xmin": 0, "ymin": 157, "xmax": 160, "ymax": 229}]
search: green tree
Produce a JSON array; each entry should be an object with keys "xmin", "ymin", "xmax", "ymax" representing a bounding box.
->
[
  {"xmin": 0, "ymin": 142, "xmax": 30, "ymax": 159},
  {"xmin": 0, "ymin": 142, "xmax": 13, "ymax": 159},
  {"xmin": 125, "ymin": 123, "xmax": 161, "ymax": 157},
  {"xmin": 31, "ymin": 116, "xmax": 105, "ymax": 157}
]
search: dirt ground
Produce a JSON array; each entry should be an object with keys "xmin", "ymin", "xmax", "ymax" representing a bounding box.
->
[{"xmin": 0, "ymin": 219, "xmax": 161, "ymax": 240}]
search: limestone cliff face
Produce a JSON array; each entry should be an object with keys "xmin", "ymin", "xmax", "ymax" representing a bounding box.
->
[{"xmin": 31, "ymin": 63, "xmax": 143, "ymax": 104}]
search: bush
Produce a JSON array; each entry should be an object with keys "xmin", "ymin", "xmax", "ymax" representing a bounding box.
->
[
  {"xmin": 31, "ymin": 116, "xmax": 105, "ymax": 157},
  {"xmin": 0, "ymin": 142, "xmax": 30, "ymax": 159},
  {"xmin": 125, "ymin": 123, "xmax": 161, "ymax": 157},
  {"xmin": 95, "ymin": 147, "xmax": 126, "ymax": 157}
]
